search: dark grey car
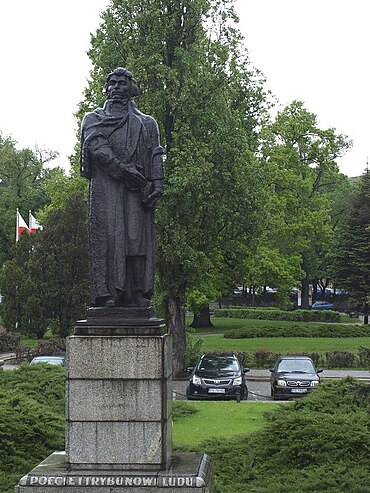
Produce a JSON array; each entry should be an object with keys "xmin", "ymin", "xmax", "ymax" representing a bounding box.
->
[
  {"xmin": 270, "ymin": 356, "xmax": 322, "ymax": 400},
  {"xmin": 186, "ymin": 354, "xmax": 249, "ymax": 401}
]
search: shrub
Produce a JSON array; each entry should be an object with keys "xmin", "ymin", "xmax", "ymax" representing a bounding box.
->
[
  {"xmin": 16, "ymin": 339, "xmax": 66, "ymax": 363},
  {"xmin": 253, "ymin": 350, "xmax": 280, "ymax": 368},
  {"xmin": 358, "ymin": 346, "xmax": 370, "ymax": 369},
  {"xmin": 185, "ymin": 331, "xmax": 204, "ymax": 367},
  {"xmin": 224, "ymin": 323, "xmax": 369, "ymax": 339},
  {"xmin": 200, "ymin": 379, "xmax": 370, "ymax": 493},
  {"xmin": 0, "ymin": 365, "xmax": 65, "ymax": 493},
  {"xmin": 326, "ymin": 350, "xmax": 356, "ymax": 368},
  {"xmin": 0, "ymin": 332, "xmax": 21, "ymax": 352},
  {"xmin": 214, "ymin": 307, "xmax": 341, "ymax": 323}
]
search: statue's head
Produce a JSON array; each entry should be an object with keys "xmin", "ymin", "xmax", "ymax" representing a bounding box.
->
[{"xmin": 105, "ymin": 68, "xmax": 139, "ymax": 100}]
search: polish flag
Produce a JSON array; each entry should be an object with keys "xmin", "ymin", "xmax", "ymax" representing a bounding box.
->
[
  {"xmin": 29, "ymin": 211, "xmax": 43, "ymax": 233},
  {"xmin": 16, "ymin": 209, "xmax": 30, "ymax": 241}
]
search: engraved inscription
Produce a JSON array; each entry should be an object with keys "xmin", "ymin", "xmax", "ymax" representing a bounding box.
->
[{"xmin": 27, "ymin": 475, "xmax": 196, "ymax": 487}]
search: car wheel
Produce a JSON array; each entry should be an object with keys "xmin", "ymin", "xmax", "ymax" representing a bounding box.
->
[
  {"xmin": 244, "ymin": 386, "xmax": 248, "ymax": 400},
  {"xmin": 271, "ymin": 387, "xmax": 278, "ymax": 400}
]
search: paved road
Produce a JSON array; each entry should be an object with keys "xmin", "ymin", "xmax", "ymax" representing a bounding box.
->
[
  {"xmin": 2, "ymin": 352, "xmax": 369, "ymax": 402},
  {"xmin": 173, "ymin": 368, "xmax": 370, "ymax": 402},
  {"xmin": 173, "ymin": 379, "xmax": 273, "ymax": 402}
]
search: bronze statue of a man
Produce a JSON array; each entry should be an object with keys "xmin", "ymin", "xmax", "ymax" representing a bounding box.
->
[{"xmin": 80, "ymin": 68, "xmax": 164, "ymax": 308}]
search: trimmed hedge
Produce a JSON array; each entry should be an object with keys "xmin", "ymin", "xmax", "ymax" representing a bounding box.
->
[
  {"xmin": 326, "ymin": 351, "xmax": 356, "ymax": 368},
  {"xmin": 204, "ymin": 348, "xmax": 370, "ymax": 368},
  {"xmin": 203, "ymin": 349, "xmax": 322, "ymax": 368},
  {"xmin": 214, "ymin": 307, "xmax": 341, "ymax": 323},
  {"xmin": 0, "ymin": 333, "xmax": 21, "ymax": 352},
  {"xmin": 16, "ymin": 339, "xmax": 66, "ymax": 363},
  {"xmin": 224, "ymin": 323, "xmax": 370, "ymax": 339}
]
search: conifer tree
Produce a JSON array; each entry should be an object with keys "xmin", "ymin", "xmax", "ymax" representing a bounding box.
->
[{"xmin": 334, "ymin": 170, "xmax": 370, "ymax": 323}]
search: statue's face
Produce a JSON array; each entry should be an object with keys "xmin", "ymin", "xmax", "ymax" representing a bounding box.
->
[{"xmin": 107, "ymin": 75, "xmax": 129, "ymax": 100}]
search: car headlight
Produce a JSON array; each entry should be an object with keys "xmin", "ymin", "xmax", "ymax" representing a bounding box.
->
[
  {"xmin": 192, "ymin": 375, "xmax": 202, "ymax": 385},
  {"xmin": 310, "ymin": 380, "xmax": 320, "ymax": 387},
  {"xmin": 276, "ymin": 379, "xmax": 287, "ymax": 387},
  {"xmin": 233, "ymin": 376, "xmax": 243, "ymax": 386}
]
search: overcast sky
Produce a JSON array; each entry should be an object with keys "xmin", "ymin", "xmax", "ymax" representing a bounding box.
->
[{"xmin": 0, "ymin": 0, "xmax": 367, "ymax": 177}]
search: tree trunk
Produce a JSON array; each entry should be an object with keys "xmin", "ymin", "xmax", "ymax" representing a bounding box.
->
[
  {"xmin": 312, "ymin": 281, "xmax": 318, "ymax": 297},
  {"xmin": 190, "ymin": 305, "xmax": 214, "ymax": 328},
  {"xmin": 301, "ymin": 278, "xmax": 310, "ymax": 309},
  {"xmin": 165, "ymin": 294, "xmax": 186, "ymax": 377},
  {"xmin": 301, "ymin": 255, "xmax": 311, "ymax": 309},
  {"xmin": 364, "ymin": 303, "xmax": 369, "ymax": 325}
]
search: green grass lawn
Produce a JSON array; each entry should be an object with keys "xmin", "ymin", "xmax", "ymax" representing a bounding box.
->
[
  {"xmin": 20, "ymin": 329, "xmax": 55, "ymax": 348},
  {"xmin": 201, "ymin": 334, "xmax": 370, "ymax": 355},
  {"xmin": 173, "ymin": 401, "xmax": 278, "ymax": 449},
  {"xmin": 189, "ymin": 316, "xmax": 359, "ymax": 335}
]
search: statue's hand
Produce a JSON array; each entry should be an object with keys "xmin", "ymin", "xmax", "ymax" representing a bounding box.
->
[
  {"xmin": 142, "ymin": 189, "xmax": 162, "ymax": 209},
  {"xmin": 122, "ymin": 164, "xmax": 147, "ymax": 188}
]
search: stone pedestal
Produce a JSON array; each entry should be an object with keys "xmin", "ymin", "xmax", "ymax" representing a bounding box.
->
[
  {"xmin": 66, "ymin": 311, "xmax": 171, "ymax": 471},
  {"xmin": 14, "ymin": 309, "xmax": 213, "ymax": 492},
  {"xmin": 15, "ymin": 451, "xmax": 213, "ymax": 492}
]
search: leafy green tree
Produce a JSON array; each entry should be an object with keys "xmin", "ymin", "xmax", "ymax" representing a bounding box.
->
[
  {"xmin": 0, "ymin": 232, "xmax": 48, "ymax": 338},
  {"xmin": 77, "ymin": 0, "xmax": 269, "ymax": 374},
  {"xmin": 334, "ymin": 170, "xmax": 370, "ymax": 323},
  {"xmin": 0, "ymin": 178, "xmax": 88, "ymax": 339},
  {"xmin": 33, "ymin": 186, "xmax": 88, "ymax": 338},
  {"xmin": 241, "ymin": 245, "xmax": 302, "ymax": 305},
  {"xmin": 0, "ymin": 134, "xmax": 56, "ymax": 266},
  {"xmin": 259, "ymin": 101, "xmax": 351, "ymax": 309}
]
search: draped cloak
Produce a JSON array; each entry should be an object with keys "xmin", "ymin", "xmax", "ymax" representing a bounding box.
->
[{"xmin": 80, "ymin": 99, "xmax": 164, "ymax": 306}]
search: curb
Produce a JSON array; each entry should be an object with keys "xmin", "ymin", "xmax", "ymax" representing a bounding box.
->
[{"xmin": 1, "ymin": 355, "xmax": 17, "ymax": 364}]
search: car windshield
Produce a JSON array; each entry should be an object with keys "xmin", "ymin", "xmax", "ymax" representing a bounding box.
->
[
  {"xmin": 277, "ymin": 359, "xmax": 315, "ymax": 373},
  {"xmin": 198, "ymin": 357, "xmax": 239, "ymax": 372},
  {"xmin": 31, "ymin": 357, "xmax": 64, "ymax": 365}
]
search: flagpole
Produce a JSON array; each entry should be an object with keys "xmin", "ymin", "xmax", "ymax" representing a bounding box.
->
[{"xmin": 16, "ymin": 208, "xmax": 19, "ymax": 242}]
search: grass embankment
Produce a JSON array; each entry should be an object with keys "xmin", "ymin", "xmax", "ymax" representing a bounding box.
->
[
  {"xmin": 189, "ymin": 316, "xmax": 369, "ymax": 359},
  {"xmin": 201, "ymin": 335, "xmax": 370, "ymax": 354},
  {"xmin": 190, "ymin": 316, "xmax": 359, "ymax": 335},
  {"xmin": 173, "ymin": 401, "xmax": 275, "ymax": 449}
]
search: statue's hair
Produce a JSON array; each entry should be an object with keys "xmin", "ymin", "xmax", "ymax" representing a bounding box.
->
[{"xmin": 105, "ymin": 67, "xmax": 139, "ymax": 97}]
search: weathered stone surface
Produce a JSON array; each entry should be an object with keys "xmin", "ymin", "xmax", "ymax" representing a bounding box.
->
[
  {"xmin": 66, "ymin": 421, "xmax": 168, "ymax": 467},
  {"xmin": 15, "ymin": 452, "xmax": 213, "ymax": 492},
  {"xmin": 67, "ymin": 379, "xmax": 163, "ymax": 421},
  {"xmin": 67, "ymin": 335, "xmax": 171, "ymax": 380},
  {"xmin": 66, "ymin": 333, "xmax": 172, "ymax": 471}
]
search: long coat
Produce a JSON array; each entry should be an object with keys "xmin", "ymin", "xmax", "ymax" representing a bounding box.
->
[{"xmin": 80, "ymin": 99, "xmax": 164, "ymax": 306}]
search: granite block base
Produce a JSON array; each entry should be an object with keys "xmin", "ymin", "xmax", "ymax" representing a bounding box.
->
[
  {"xmin": 15, "ymin": 452, "xmax": 213, "ymax": 492},
  {"xmin": 66, "ymin": 333, "xmax": 172, "ymax": 471}
]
